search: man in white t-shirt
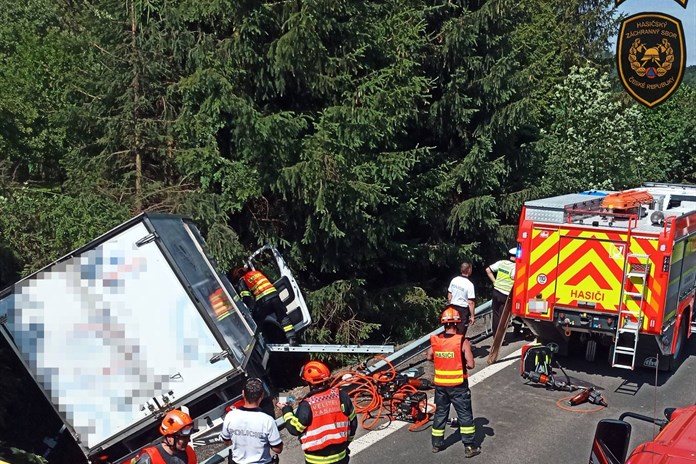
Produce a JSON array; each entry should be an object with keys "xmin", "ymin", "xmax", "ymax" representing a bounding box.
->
[
  {"xmin": 447, "ymin": 262, "xmax": 475, "ymax": 336},
  {"xmin": 221, "ymin": 378, "xmax": 283, "ymax": 464}
]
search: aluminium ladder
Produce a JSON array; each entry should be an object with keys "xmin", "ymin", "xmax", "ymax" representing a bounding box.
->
[{"xmin": 612, "ymin": 254, "xmax": 650, "ymax": 369}]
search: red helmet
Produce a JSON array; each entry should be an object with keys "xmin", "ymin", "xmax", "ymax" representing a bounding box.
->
[
  {"xmin": 441, "ymin": 307, "xmax": 462, "ymax": 324},
  {"xmin": 159, "ymin": 410, "xmax": 194, "ymax": 436},
  {"xmin": 301, "ymin": 360, "xmax": 331, "ymax": 385},
  {"xmin": 230, "ymin": 266, "xmax": 248, "ymax": 281}
]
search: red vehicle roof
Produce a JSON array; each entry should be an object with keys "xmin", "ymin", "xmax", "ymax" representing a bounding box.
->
[{"xmin": 626, "ymin": 405, "xmax": 696, "ymax": 463}]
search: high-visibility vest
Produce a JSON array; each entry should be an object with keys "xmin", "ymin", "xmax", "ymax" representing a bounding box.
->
[
  {"xmin": 493, "ymin": 260, "xmax": 515, "ymax": 295},
  {"xmin": 242, "ymin": 271, "xmax": 278, "ymax": 301},
  {"xmin": 133, "ymin": 444, "xmax": 197, "ymax": 464},
  {"xmin": 300, "ymin": 388, "xmax": 350, "ymax": 452},
  {"xmin": 208, "ymin": 288, "xmax": 232, "ymax": 321},
  {"xmin": 430, "ymin": 334, "xmax": 467, "ymax": 387}
]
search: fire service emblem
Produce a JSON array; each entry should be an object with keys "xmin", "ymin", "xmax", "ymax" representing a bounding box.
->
[{"xmin": 617, "ymin": 13, "xmax": 686, "ymax": 107}]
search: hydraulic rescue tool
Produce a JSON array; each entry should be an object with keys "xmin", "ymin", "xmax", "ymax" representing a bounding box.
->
[
  {"xmin": 521, "ymin": 343, "xmax": 576, "ymax": 391},
  {"xmin": 333, "ymin": 357, "xmax": 434, "ymax": 431},
  {"xmin": 522, "ymin": 371, "xmax": 575, "ymax": 392},
  {"xmin": 520, "ymin": 343, "xmax": 608, "ymax": 407}
]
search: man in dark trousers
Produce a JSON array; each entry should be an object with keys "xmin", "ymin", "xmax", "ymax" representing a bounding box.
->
[
  {"xmin": 447, "ymin": 262, "xmax": 476, "ymax": 336},
  {"xmin": 231, "ymin": 266, "xmax": 297, "ymax": 346},
  {"xmin": 280, "ymin": 360, "xmax": 357, "ymax": 464},
  {"xmin": 485, "ymin": 247, "xmax": 517, "ymax": 343},
  {"xmin": 427, "ymin": 307, "xmax": 481, "ymax": 458}
]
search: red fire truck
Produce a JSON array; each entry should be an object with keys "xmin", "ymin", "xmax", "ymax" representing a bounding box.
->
[
  {"xmin": 512, "ymin": 183, "xmax": 696, "ymax": 370},
  {"xmin": 590, "ymin": 405, "xmax": 696, "ymax": 463}
]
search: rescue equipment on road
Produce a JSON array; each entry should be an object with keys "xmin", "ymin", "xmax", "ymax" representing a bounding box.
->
[
  {"xmin": 330, "ymin": 356, "xmax": 434, "ymax": 432},
  {"xmin": 520, "ymin": 343, "xmax": 607, "ymax": 409}
]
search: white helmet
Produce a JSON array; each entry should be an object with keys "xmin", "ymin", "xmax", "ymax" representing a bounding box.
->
[{"xmin": 509, "ymin": 247, "xmax": 518, "ymax": 256}]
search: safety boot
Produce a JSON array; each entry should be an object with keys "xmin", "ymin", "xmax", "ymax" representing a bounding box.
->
[
  {"xmin": 281, "ymin": 317, "xmax": 297, "ymax": 345},
  {"xmin": 464, "ymin": 445, "xmax": 481, "ymax": 458}
]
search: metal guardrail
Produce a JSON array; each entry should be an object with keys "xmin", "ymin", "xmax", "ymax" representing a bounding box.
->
[
  {"xmin": 365, "ymin": 300, "xmax": 493, "ymax": 375},
  {"xmin": 201, "ymin": 300, "xmax": 493, "ymax": 464},
  {"xmin": 267, "ymin": 344, "xmax": 395, "ymax": 354}
]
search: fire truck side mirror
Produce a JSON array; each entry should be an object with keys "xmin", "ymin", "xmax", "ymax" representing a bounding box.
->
[
  {"xmin": 664, "ymin": 407, "xmax": 676, "ymax": 422},
  {"xmin": 589, "ymin": 419, "xmax": 631, "ymax": 464}
]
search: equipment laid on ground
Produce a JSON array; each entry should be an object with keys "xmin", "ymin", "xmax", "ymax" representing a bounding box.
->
[
  {"xmin": 568, "ymin": 388, "xmax": 607, "ymax": 407},
  {"xmin": 587, "ymin": 388, "xmax": 608, "ymax": 407},
  {"xmin": 522, "ymin": 370, "xmax": 576, "ymax": 392},
  {"xmin": 520, "ymin": 342, "xmax": 575, "ymax": 391},
  {"xmin": 512, "ymin": 183, "xmax": 696, "ymax": 371},
  {"xmin": 0, "ymin": 214, "xmax": 314, "ymax": 464},
  {"xmin": 568, "ymin": 388, "xmax": 591, "ymax": 406},
  {"xmin": 331, "ymin": 357, "xmax": 434, "ymax": 432},
  {"xmin": 520, "ymin": 343, "xmax": 608, "ymax": 408}
]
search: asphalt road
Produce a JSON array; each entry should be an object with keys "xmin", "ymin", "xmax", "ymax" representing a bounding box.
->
[{"xmin": 267, "ymin": 330, "xmax": 696, "ymax": 464}]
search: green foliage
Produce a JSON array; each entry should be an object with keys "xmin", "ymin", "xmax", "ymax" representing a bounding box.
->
[
  {"xmin": 639, "ymin": 85, "xmax": 696, "ymax": 183},
  {"xmin": 0, "ymin": 0, "xmax": 81, "ymax": 183},
  {"xmin": 0, "ymin": 0, "xmax": 627, "ymax": 352},
  {"xmin": 0, "ymin": 182, "xmax": 130, "ymax": 275},
  {"xmin": 304, "ymin": 279, "xmax": 380, "ymax": 346},
  {"xmin": 532, "ymin": 66, "xmax": 666, "ymax": 195},
  {"xmin": 0, "ymin": 444, "xmax": 47, "ymax": 464},
  {"xmin": 682, "ymin": 65, "xmax": 696, "ymax": 87}
]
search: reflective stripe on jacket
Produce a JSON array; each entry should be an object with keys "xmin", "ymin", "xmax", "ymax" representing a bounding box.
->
[
  {"xmin": 300, "ymin": 388, "xmax": 350, "ymax": 452},
  {"xmin": 493, "ymin": 260, "xmax": 515, "ymax": 295},
  {"xmin": 430, "ymin": 334, "xmax": 467, "ymax": 387},
  {"xmin": 242, "ymin": 271, "xmax": 277, "ymax": 301}
]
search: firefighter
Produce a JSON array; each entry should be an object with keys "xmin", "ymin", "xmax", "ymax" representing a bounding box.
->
[
  {"xmin": 427, "ymin": 307, "xmax": 481, "ymax": 458},
  {"xmin": 132, "ymin": 409, "xmax": 197, "ymax": 464},
  {"xmin": 232, "ymin": 266, "xmax": 298, "ymax": 346},
  {"xmin": 485, "ymin": 248, "xmax": 518, "ymax": 342},
  {"xmin": 280, "ymin": 360, "xmax": 357, "ymax": 464}
]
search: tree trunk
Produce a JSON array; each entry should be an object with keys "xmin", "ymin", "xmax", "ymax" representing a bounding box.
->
[{"xmin": 129, "ymin": 0, "xmax": 142, "ymax": 212}]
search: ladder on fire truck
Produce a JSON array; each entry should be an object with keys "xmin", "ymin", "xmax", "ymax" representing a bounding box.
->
[{"xmin": 612, "ymin": 254, "xmax": 650, "ymax": 369}]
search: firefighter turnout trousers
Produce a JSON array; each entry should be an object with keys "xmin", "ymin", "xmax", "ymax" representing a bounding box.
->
[{"xmin": 431, "ymin": 383, "xmax": 476, "ymax": 447}]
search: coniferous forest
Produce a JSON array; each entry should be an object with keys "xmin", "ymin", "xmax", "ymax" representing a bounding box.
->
[{"xmin": 0, "ymin": 0, "xmax": 695, "ymax": 459}]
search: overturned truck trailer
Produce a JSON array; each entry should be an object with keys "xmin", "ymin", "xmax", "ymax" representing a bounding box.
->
[{"xmin": 0, "ymin": 213, "xmax": 311, "ymax": 463}]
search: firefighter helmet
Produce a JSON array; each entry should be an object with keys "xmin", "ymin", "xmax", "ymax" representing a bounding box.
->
[
  {"xmin": 441, "ymin": 307, "xmax": 462, "ymax": 324},
  {"xmin": 509, "ymin": 247, "xmax": 518, "ymax": 257},
  {"xmin": 230, "ymin": 266, "xmax": 248, "ymax": 281},
  {"xmin": 159, "ymin": 410, "xmax": 195, "ymax": 436},
  {"xmin": 301, "ymin": 360, "xmax": 331, "ymax": 385}
]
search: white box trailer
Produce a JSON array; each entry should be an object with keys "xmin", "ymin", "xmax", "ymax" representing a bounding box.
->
[{"xmin": 0, "ymin": 213, "xmax": 311, "ymax": 463}]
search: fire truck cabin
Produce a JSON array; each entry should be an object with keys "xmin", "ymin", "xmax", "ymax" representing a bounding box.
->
[{"xmin": 512, "ymin": 183, "xmax": 696, "ymax": 370}]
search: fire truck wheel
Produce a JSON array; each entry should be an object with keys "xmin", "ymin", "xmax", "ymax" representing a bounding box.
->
[
  {"xmin": 668, "ymin": 318, "xmax": 688, "ymax": 371},
  {"xmin": 585, "ymin": 339, "xmax": 597, "ymax": 362}
]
